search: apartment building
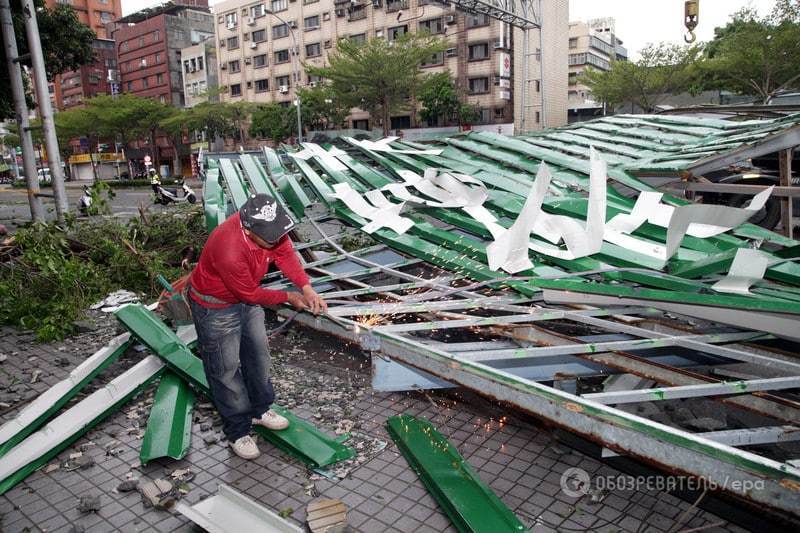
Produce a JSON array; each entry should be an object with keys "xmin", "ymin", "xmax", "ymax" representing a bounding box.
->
[
  {"xmin": 214, "ymin": 0, "xmax": 568, "ymax": 132},
  {"xmin": 58, "ymin": 38, "xmax": 118, "ymax": 110},
  {"xmin": 180, "ymin": 38, "xmax": 220, "ymax": 107},
  {"xmin": 111, "ymin": 3, "xmax": 214, "ymax": 107},
  {"xmin": 567, "ymin": 17, "xmax": 627, "ymax": 122},
  {"xmin": 46, "ymin": 0, "xmax": 122, "ymax": 110}
]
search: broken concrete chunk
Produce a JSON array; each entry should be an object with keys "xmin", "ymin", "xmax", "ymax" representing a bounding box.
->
[
  {"xmin": 116, "ymin": 480, "xmax": 139, "ymax": 493},
  {"xmin": 77, "ymin": 495, "xmax": 101, "ymax": 514},
  {"xmin": 139, "ymin": 478, "xmax": 176, "ymax": 510},
  {"xmin": 202, "ymin": 433, "xmax": 219, "ymax": 446}
]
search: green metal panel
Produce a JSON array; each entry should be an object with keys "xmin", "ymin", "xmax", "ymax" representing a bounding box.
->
[
  {"xmin": 239, "ymin": 153, "xmax": 281, "ymax": 198},
  {"xmin": 203, "ymin": 168, "xmax": 226, "ymax": 231},
  {"xmin": 386, "ymin": 415, "xmax": 527, "ymax": 533},
  {"xmin": 140, "ymin": 371, "xmax": 195, "ymax": 464},
  {"xmin": 263, "ymin": 146, "xmax": 311, "ymax": 217},
  {"xmin": 115, "ymin": 305, "xmax": 355, "ymax": 468},
  {"xmin": 0, "ymin": 335, "xmax": 132, "ymax": 459},
  {"xmin": 218, "ymin": 158, "xmax": 251, "ymax": 208}
]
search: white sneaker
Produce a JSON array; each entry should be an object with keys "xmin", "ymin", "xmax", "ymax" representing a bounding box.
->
[
  {"xmin": 252, "ymin": 409, "xmax": 289, "ymax": 430},
  {"xmin": 229, "ymin": 435, "xmax": 260, "ymax": 459}
]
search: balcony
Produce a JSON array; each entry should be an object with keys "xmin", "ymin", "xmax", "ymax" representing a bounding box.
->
[{"xmin": 386, "ymin": 0, "xmax": 409, "ymax": 13}]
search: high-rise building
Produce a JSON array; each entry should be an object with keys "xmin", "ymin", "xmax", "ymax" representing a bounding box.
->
[
  {"xmin": 111, "ymin": 2, "xmax": 214, "ymax": 107},
  {"xmin": 45, "ymin": 0, "xmax": 123, "ymax": 110},
  {"xmin": 213, "ymin": 0, "xmax": 568, "ymax": 132},
  {"xmin": 567, "ymin": 17, "xmax": 627, "ymax": 122}
]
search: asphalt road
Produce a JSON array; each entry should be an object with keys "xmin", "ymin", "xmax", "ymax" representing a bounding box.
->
[{"xmin": 0, "ymin": 180, "xmax": 201, "ymax": 232}]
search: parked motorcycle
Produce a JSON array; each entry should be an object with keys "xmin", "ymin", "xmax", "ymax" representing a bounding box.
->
[
  {"xmin": 78, "ymin": 185, "xmax": 93, "ymax": 215},
  {"xmin": 152, "ymin": 179, "xmax": 197, "ymax": 205}
]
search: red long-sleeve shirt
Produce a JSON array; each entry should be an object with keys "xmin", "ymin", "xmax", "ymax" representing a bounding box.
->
[{"xmin": 189, "ymin": 213, "xmax": 310, "ymax": 308}]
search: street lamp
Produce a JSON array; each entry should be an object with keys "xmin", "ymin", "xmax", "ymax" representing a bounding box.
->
[{"xmin": 265, "ymin": 5, "xmax": 303, "ymax": 144}]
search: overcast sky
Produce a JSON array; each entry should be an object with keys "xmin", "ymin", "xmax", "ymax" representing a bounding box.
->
[
  {"xmin": 122, "ymin": 0, "xmax": 776, "ymax": 57},
  {"xmin": 570, "ymin": 0, "xmax": 775, "ymax": 57}
]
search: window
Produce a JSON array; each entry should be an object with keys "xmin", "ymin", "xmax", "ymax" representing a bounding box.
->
[
  {"xmin": 227, "ymin": 36, "xmax": 239, "ymax": 49},
  {"xmin": 386, "ymin": 0, "xmax": 408, "ymax": 13},
  {"xmin": 250, "ymin": 4, "xmax": 266, "ymax": 18},
  {"xmin": 153, "ymin": 30, "xmax": 160, "ymax": 42},
  {"xmin": 468, "ymin": 43, "xmax": 489, "ymax": 61},
  {"xmin": 349, "ymin": 5, "xmax": 366, "ymax": 21},
  {"xmin": 419, "ymin": 18, "xmax": 444, "ymax": 35},
  {"xmin": 184, "ymin": 60, "xmax": 190, "ymax": 73},
  {"xmin": 273, "ymin": 23, "xmax": 288, "ymax": 39},
  {"xmin": 252, "ymin": 29, "xmax": 266, "ymax": 42},
  {"xmin": 120, "ymin": 41, "xmax": 128, "ymax": 52},
  {"xmin": 156, "ymin": 73, "xmax": 164, "ymax": 84},
  {"xmin": 304, "ymin": 15, "xmax": 320, "ymax": 29},
  {"xmin": 375, "ymin": 29, "xmax": 384, "ymax": 39},
  {"xmin": 185, "ymin": 83, "xmax": 192, "ymax": 95},
  {"xmin": 229, "ymin": 60, "xmax": 241, "ymax": 73},
  {"xmin": 535, "ymin": 80, "xmax": 540, "ymax": 92},
  {"xmin": 271, "ymin": 0, "xmax": 287, "ymax": 12},
  {"xmin": 468, "ymin": 77, "xmax": 489, "ymax": 94},
  {"xmin": 199, "ymin": 80, "xmax": 206, "ymax": 93},
  {"xmin": 350, "ymin": 33, "xmax": 366, "ymax": 44},
  {"xmin": 303, "ymin": 0, "xmax": 319, "ymax": 4},
  {"xmin": 230, "ymin": 83, "xmax": 242, "ymax": 97},
  {"xmin": 127, "ymin": 81, "xmax": 133, "ymax": 91},
  {"xmin": 569, "ymin": 37, "xmax": 578, "ymax": 49},
  {"xmin": 305, "ymin": 42, "xmax": 321, "ymax": 57},
  {"xmin": 495, "ymin": 107, "xmax": 505, "ymax": 119},
  {"xmin": 155, "ymin": 52, "xmax": 161, "ymax": 63},
  {"xmin": 466, "ymin": 13, "xmax": 489, "ymax": 28},
  {"xmin": 535, "ymin": 111, "xmax": 540, "ymax": 124},
  {"xmin": 138, "ymin": 36, "xmax": 145, "ymax": 47},
  {"xmin": 142, "ymin": 77, "xmax": 149, "ymax": 88},
  {"xmin": 198, "ymin": 56, "xmax": 203, "ymax": 70},
  {"xmin": 88, "ymin": 73, "xmax": 100, "ymax": 84},
  {"xmin": 388, "ymin": 25, "xmax": 408, "ymax": 41},
  {"xmin": 274, "ymin": 49, "xmax": 290, "ymax": 63},
  {"xmin": 276, "ymin": 75, "xmax": 290, "ymax": 89},
  {"xmin": 225, "ymin": 12, "xmax": 237, "ymax": 26},
  {"xmin": 421, "ymin": 51, "xmax": 444, "ymax": 67},
  {"xmin": 568, "ymin": 72, "xmax": 578, "ymax": 85},
  {"xmin": 308, "ymin": 74, "xmax": 322, "ymax": 85},
  {"xmin": 253, "ymin": 54, "xmax": 268, "ymax": 68},
  {"xmin": 255, "ymin": 79, "xmax": 269, "ymax": 92},
  {"xmin": 99, "ymin": 11, "xmax": 113, "ymax": 23},
  {"xmin": 159, "ymin": 95, "xmax": 166, "ymax": 104}
]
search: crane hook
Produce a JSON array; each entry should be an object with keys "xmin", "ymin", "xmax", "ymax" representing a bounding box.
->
[{"xmin": 684, "ymin": 0, "xmax": 699, "ymax": 43}]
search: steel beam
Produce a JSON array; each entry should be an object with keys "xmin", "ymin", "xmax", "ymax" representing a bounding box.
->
[
  {"xmin": 686, "ymin": 126, "xmax": 800, "ymax": 177},
  {"xmin": 583, "ymin": 376, "xmax": 800, "ymax": 405}
]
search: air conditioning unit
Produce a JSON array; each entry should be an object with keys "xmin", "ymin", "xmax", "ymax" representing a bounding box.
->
[
  {"xmin": 227, "ymin": 21, "xmax": 236, "ymax": 29},
  {"xmin": 250, "ymin": 42, "xmax": 258, "ymax": 49},
  {"xmin": 445, "ymin": 47, "xmax": 457, "ymax": 57},
  {"xmin": 245, "ymin": 58, "xmax": 252, "ymax": 64},
  {"xmin": 373, "ymin": 0, "xmax": 382, "ymax": 6},
  {"xmin": 279, "ymin": 85, "xmax": 289, "ymax": 93},
  {"xmin": 288, "ymin": 20, "xmax": 297, "ymax": 28},
  {"xmin": 219, "ymin": 39, "xmax": 226, "ymax": 47},
  {"xmin": 493, "ymin": 39, "xmax": 505, "ymax": 49},
  {"xmin": 445, "ymin": 14, "xmax": 456, "ymax": 24},
  {"xmin": 247, "ymin": 17, "xmax": 255, "ymax": 25},
  {"xmin": 220, "ymin": 63, "xmax": 227, "ymax": 69},
  {"xmin": 335, "ymin": 9, "xmax": 345, "ymax": 17}
]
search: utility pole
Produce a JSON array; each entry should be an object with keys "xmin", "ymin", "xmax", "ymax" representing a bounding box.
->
[
  {"xmin": 0, "ymin": 0, "xmax": 43, "ymax": 222},
  {"xmin": 22, "ymin": 0, "xmax": 68, "ymax": 221}
]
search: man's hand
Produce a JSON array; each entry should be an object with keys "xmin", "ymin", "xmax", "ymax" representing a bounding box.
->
[
  {"xmin": 301, "ymin": 285, "xmax": 328, "ymax": 315},
  {"xmin": 286, "ymin": 292, "xmax": 307, "ymax": 310}
]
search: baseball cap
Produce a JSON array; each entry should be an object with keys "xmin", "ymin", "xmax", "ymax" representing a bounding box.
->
[{"xmin": 240, "ymin": 194, "xmax": 296, "ymax": 243}]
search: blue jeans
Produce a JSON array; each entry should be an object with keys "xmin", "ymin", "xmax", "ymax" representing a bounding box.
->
[{"xmin": 190, "ymin": 298, "xmax": 275, "ymax": 441}]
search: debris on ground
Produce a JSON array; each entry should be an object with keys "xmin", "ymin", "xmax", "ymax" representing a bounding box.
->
[
  {"xmin": 307, "ymin": 498, "xmax": 348, "ymax": 533},
  {"xmin": 138, "ymin": 478, "xmax": 177, "ymax": 510},
  {"xmin": 90, "ymin": 290, "xmax": 140, "ymax": 313}
]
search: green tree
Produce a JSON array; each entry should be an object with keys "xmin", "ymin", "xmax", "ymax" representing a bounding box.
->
[
  {"xmin": 296, "ymin": 84, "xmax": 349, "ymax": 133},
  {"xmin": 161, "ymin": 101, "xmax": 241, "ymax": 150},
  {"xmin": 419, "ymin": 72, "xmax": 460, "ymax": 127},
  {"xmin": 306, "ymin": 34, "xmax": 447, "ymax": 136},
  {"xmin": 250, "ymin": 103, "xmax": 293, "ymax": 143},
  {"xmin": 703, "ymin": 1, "xmax": 800, "ymax": 102},
  {"xmin": 0, "ymin": 1, "xmax": 95, "ymax": 119},
  {"xmin": 580, "ymin": 43, "xmax": 703, "ymax": 112}
]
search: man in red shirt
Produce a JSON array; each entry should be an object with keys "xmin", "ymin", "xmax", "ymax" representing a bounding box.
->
[{"xmin": 188, "ymin": 194, "xmax": 326, "ymax": 459}]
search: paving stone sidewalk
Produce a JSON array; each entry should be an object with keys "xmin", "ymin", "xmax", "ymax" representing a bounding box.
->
[{"xmin": 0, "ymin": 321, "xmax": 749, "ymax": 533}]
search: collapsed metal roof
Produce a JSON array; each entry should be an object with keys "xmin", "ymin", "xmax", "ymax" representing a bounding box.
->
[{"xmin": 199, "ymin": 113, "xmax": 800, "ymax": 522}]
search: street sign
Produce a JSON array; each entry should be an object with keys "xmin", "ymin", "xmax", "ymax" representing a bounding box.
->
[{"xmin": 144, "ymin": 155, "xmax": 152, "ymax": 167}]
